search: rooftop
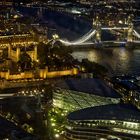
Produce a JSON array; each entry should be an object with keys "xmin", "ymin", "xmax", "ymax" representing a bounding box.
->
[
  {"xmin": 112, "ymin": 76, "xmax": 140, "ymax": 92},
  {"xmin": 68, "ymin": 104, "xmax": 140, "ymax": 122},
  {"xmin": 117, "ymin": 80, "xmax": 139, "ymax": 90},
  {"xmin": 56, "ymin": 78, "xmax": 121, "ymax": 98},
  {"xmin": 0, "ymin": 116, "xmax": 36, "ymax": 139}
]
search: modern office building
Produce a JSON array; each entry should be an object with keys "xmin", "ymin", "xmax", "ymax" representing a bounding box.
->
[
  {"xmin": 105, "ymin": 76, "xmax": 140, "ymax": 110},
  {"xmin": 53, "ymin": 78, "xmax": 120, "ymax": 112},
  {"xmin": 65, "ymin": 104, "xmax": 140, "ymax": 140}
]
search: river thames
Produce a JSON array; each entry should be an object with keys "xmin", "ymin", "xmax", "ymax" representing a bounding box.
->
[{"xmin": 72, "ymin": 48, "xmax": 140, "ymax": 75}]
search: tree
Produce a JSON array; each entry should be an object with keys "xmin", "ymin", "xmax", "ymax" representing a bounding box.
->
[
  {"xmin": 81, "ymin": 59, "xmax": 108, "ymax": 76},
  {"xmin": 37, "ymin": 42, "xmax": 74, "ymax": 70},
  {"xmin": 18, "ymin": 52, "xmax": 32, "ymax": 71}
]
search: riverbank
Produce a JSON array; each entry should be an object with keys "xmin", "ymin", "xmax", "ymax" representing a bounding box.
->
[{"xmin": 70, "ymin": 45, "xmax": 140, "ymax": 51}]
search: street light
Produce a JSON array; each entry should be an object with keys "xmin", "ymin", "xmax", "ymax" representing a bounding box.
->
[{"xmin": 55, "ymin": 134, "xmax": 60, "ymax": 138}]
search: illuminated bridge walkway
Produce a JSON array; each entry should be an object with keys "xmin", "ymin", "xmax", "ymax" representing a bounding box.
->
[{"xmin": 58, "ymin": 27, "xmax": 140, "ymax": 47}]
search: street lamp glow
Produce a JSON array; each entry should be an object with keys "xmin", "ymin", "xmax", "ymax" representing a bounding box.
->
[
  {"xmin": 55, "ymin": 134, "xmax": 60, "ymax": 138},
  {"xmin": 119, "ymin": 20, "xmax": 123, "ymax": 24},
  {"xmin": 50, "ymin": 118, "xmax": 53, "ymax": 121},
  {"xmin": 52, "ymin": 123, "xmax": 56, "ymax": 126},
  {"xmin": 61, "ymin": 113, "xmax": 64, "ymax": 116}
]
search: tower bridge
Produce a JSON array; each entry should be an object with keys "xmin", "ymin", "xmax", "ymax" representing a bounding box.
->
[
  {"xmin": 23, "ymin": 5, "xmax": 140, "ymax": 47},
  {"xmin": 57, "ymin": 16, "xmax": 140, "ymax": 47}
]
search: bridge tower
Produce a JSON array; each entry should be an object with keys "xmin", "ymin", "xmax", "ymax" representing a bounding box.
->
[
  {"xmin": 127, "ymin": 15, "xmax": 134, "ymax": 42},
  {"xmin": 37, "ymin": 7, "xmax": 43, "ymax": 19},
  {"xmin": 34, "ymin": 46, "xmax": 38, "ymax": 61},
  {"xmin": 93, "ymin": 16, "xmax": 101, "ymax": 42}
]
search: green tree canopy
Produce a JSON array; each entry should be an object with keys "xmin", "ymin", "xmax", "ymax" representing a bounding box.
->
[
  {"xmin": 18, "ymin": 52, "xmax": 32, "ymax": 71},
  {"xmin": 37, "ymin": 42, "xmax": 74, "ymax": 69}
]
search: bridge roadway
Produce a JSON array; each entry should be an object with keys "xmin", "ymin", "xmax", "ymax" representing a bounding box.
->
[
  {"xmin": 102, "ymin": 27, "xmax": 128, "ymax": 30},
  {"xmin": 58, "ymin": 40, "xmax": 140, "ymax": 47}
]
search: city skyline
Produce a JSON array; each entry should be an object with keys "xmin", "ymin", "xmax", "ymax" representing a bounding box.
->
[{"xmin": 0, "ymin": 0, "xmax": 140, "ymax": 140}]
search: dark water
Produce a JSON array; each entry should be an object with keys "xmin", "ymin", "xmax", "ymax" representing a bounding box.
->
[
  {"xmin": 17, "ymin": 6, "xmax": 140, "ymax": 75},
  {"xmin": 72, "ymin": 48, "xmax": 140, "ymax": 75}
]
